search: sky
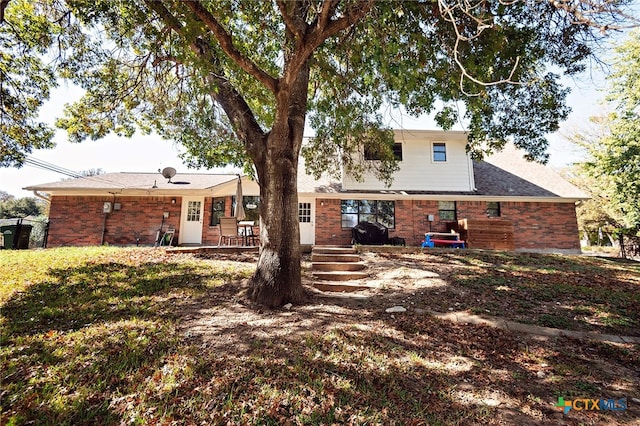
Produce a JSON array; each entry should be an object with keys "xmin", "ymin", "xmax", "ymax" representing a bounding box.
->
[{"xmin": 0, "ymin": 61, "xmax": 610, "ymax": 199}]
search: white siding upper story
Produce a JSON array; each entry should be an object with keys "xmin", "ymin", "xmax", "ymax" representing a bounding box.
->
[{"xmin": 342, "ymin": 129, "xmax": 475, "ymax": 192}]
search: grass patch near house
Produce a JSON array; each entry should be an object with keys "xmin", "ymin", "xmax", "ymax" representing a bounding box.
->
[
  {"xmin": 1, "ymin": 247, "xmax": 639, "ymax": 425},
  {"xmin": 375, "ymin": 250, "xmax": 640, "ymax": 337}
]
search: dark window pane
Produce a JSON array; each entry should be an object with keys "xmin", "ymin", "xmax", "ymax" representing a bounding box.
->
[
  {"xmin": 210, "ymin": 197, "xmax": 225, "ymax": 226},
  {"xmin": 232, "ymin": 196, "xmax": 260, "ymax": 222},
  {"xmin": 364, "ymin": 146, "xmax": 379, "ymax": 160},
  {"xmin": 364, "ymin": 143, "xmax": 402, "ymax": 161},
  {"xmin": 438, "ymin": 201, "xmax": 456, "ymax": 221},
  {"xmin": 487, "ymin": 202, "xmax": 501, "ymax": 217},
  {"xmin": 358, "ymin": 200, "xmax": 374, "ymax": 214},
  {"xmin": 341, "ymin": 214, "xmax": 358, "ymax": 228},
  {"xmin": 341, "ymin": 200, "xmax": 358, "ymax": 214},
  {"xmin": 393, "ymin": 143, "xmax": 403, "ymax": 161},
  {"xmin": 378, "ymin": 200, "xmax": 395, "ymax": 228}
]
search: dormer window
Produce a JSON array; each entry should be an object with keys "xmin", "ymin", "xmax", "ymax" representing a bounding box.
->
[{"xmin": 432, "ymin": 143, "xmax": 447, "ymax": 162}]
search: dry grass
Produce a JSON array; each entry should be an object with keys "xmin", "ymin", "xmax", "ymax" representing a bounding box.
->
[{"xmin": 1, "ymin": 247, "xmax": 638, "ymax": 425}]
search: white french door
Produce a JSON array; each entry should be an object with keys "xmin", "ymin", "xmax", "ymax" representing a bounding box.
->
[
  {"xmin": 298, "ymin": 198, "xmax": 315, "ymax": 245},
  {"xmin": 179, "ymin": 197, "xmax": 204, "ymax": 244}
]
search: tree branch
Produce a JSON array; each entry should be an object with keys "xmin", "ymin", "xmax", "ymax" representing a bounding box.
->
[
  {"xmin": 317, "ymin": 0, "xmax": 340, "ymax": 32},
  {"xmin": 144, "ymin": 0, "xmax": 266, "ymax": 157},
  {"xmin": 316, "ymin": 0, "xmax": 374, "ymax": 44},
  {"xmin": 546, "ymin": 0, "xmax": 639, "ymax": 31},
  {"xmin": 0, "ymin": 0, "xmax": 9, "ymax": 24},
  {"xmin": 282, "ymin": 0, "xmax": 374, "ymax": 88},
  {"xmin": 276, "ymin": 0, "xmax": 304, "ymax": 40},
  {"xmin": 182, "ymin": 0, "xmax": 278, "ymax": 94}
]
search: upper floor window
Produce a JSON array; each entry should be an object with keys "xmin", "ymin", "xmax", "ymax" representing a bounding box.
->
[
  {"xmin": 364, "ymin": 143, "xmax": 403, "ymax": 161},
  {"xmin": 487, "ymin": 202, "xmax": 501, "ymax": 217},
  {"xmin": 432, "ymin": 143, "xmax": 447, "ymax": 162},
  {"xmin": 392, "ymin": 143, "xmax": 403, "ymax": 161},
  {"xmin": 438, "ymin": 201, "xmax": 456, "ymax": 221},
  {"xmin": 210, "ymin": 197, "xmax": 225, "ymax": 226}
]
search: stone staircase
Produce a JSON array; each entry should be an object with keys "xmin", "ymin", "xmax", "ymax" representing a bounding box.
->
[{"xmin": 311, "ymin": 246, "xmax": 371, "ymax": 292}]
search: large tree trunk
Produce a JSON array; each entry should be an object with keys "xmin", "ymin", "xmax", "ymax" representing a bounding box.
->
[
  {"xmin": 246, "ymin": 60, "xmax": 310, "ymax": 308},
  {"xmin": 246, "ymin": 134, "xmax": 306, "ymax": 307}
]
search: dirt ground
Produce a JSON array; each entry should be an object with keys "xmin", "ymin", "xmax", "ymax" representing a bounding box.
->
[{"xmin": 179, "ymin": 250, "xmax": 639, "ymax": 425}]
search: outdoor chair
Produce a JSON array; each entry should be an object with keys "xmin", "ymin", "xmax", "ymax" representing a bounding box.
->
[
  {"xmin": 239, "ymin": 221, "xmax": 260, "ymax": 246},
  {"xmin": 218, "ymin": 217, "xmax": 240, "ymax": 246}
]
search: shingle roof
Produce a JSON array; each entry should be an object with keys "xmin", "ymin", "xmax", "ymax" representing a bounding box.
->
[
  {"xmin": 473, "ymin": 144, "xmax": 587, "ymax": 198},
  {"xmin": 333, "ymin": 144, "xmax": 586, "ymax": 199},
  {"xmin": 25, "ymin": 172, "xmax": 238, "ymax": 192},
  {"xmin": 24, "ymin": 143, "xmax": 586, "ymax": 200}
]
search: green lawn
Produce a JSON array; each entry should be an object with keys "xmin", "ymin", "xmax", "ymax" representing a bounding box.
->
[{"xmin": 1, "ymin": 247, "xmax": 638, "ymax": 425}]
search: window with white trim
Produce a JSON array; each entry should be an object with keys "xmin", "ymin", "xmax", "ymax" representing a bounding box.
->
[
  {"xmin": 299, "ymin": 202, "xmax": 311, "ymax": 223},
  {"xmin": 432, "ymin": 142, "xmax": 447, "ymax": 162},
  {"xmin": 364, "ymin": 143, "xmax": 403, "ymax": 161}
]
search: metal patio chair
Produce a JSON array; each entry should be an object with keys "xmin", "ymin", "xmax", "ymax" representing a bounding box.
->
[{"xmin": 218, "ymin": 217, "xmax": 240, "ymax": 246}]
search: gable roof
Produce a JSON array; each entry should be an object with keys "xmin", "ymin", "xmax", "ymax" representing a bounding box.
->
[
  {"xmin": 473, "ymin": 144, "xmax": 587, "ymax": 199},
  {"xmin": 317, "ymin": 143, "xmax": 586, "ymax": 201},
  {"xmin": 24, "ymin": 172, "xmax": 241, "ymax": 195},
  {"xmin": 24, "ymin": 142, "xmax": 587, "ymax": 201}
]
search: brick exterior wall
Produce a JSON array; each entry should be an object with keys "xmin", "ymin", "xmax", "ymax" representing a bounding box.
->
[
  {"xmin": 47, "ymin": 195, "xmax": 239, "ymax": 247},
  {"xmin": 47, "ymin": 194, "xmax": 580, "ymax": 252},
  {"xmin": 498, "ymin": 202, "xmax": 580, "ymax": 251},
  {"xmin": 47, "ymin": 196, "xmax": 184, "ymax": 246},
  {"xmin": 313, "ymin": 199, "xmax": 351, "ymax": 245},
  {"xmin": 315, "ymin": 198, "xmax": 580, "ymax": 251}
]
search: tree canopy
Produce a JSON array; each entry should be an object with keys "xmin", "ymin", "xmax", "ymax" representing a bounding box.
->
[
  {"xmin": 1, "ymin": 0, "xmax": 637, "ymax": 305},
  {"xmin": 0, "ymin": 195, "xmax": 46, "ymax": 219},
  {"xmin": 3, "ymin": 1, "xmax": 636, "ymax": 171},
  {"xmin": 0, "ymin": 0, "xmax": 57, "ymax": 167},
  {"xmin": 573, "ymin": 30, "xmax": 640, "ymax": 243}
]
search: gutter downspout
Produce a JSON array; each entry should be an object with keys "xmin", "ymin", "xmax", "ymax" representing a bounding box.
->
[
  {"xmin": 32, "ymin": 191, "xmax": 51, "ymax": 203},
  {"xmin": 468, "ymin": 157, "xmax": 477, "ymax": 191}
]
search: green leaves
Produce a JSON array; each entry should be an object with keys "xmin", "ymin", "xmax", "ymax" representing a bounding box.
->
[
  {"xmin": 574, "ymin": 31, "xmax": 640, "ymax": 236},
  {"xmin": 3, "ymin": 0, "xmax": 634, "ymax": 173},
  {"xmin": 0, "ymin": 0, "xmax": 59, "ymax": 167}
]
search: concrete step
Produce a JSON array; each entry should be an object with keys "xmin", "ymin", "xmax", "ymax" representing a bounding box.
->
[
  {"xmin": 312, "ymin": 271, "xmax": 368, "ymax": 281},
  {"xmin": 311, "ymin": 253, "xmax": 361, "ymax": 263},
  {"xmin": 312, "ymin": 261, "xmax": 367, "ymax": 272},
  {"xmin": 312, "ymin": 246, "xmax": 357, "ymax": 255},
  {"xmin": 313, "ymin": 281, "xmax": 373, "ymax": 292}
]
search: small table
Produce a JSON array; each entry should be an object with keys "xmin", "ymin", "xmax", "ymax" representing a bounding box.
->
[
  {"xmin": 422, "ymin": 232, "xmax": 465, "ymax": 248},
  {"xmin": 238, "ymin": 221, "xmax": 256, "ymax": 246}
]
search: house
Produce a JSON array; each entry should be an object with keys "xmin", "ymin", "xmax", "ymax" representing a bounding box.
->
[
  {"xmin": 25, "ymin": 172, "xmax": 261, "ymax": 247},
  {"xmin": 24, "ymin": 129, "xmax": 587, "ymax": 253}
]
